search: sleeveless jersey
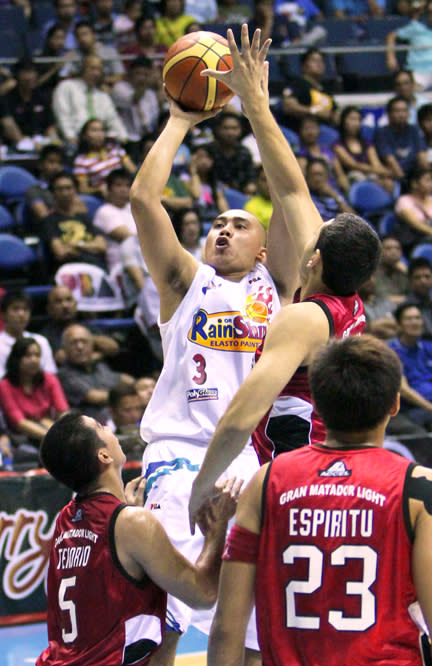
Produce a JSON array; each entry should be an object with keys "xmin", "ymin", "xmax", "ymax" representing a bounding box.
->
[
  {"xmin": 140, "ymin": 262, "xmax": 280, "ymax": 447},
  {"xmin": 37, "ymin": 493, "xmax": 166, "ymax": 666},
  {"xmin": 257, "ymin": 445, "xmax": 420, "ymax": 666},
  {"xmin": 252, "ymin": 290, "xmax": 366, "ymax": 463}
]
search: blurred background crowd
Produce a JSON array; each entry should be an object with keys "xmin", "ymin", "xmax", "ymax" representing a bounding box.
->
[{"xmin": 1, "ymin": 0, "xmax": 432, "ymax": 470}]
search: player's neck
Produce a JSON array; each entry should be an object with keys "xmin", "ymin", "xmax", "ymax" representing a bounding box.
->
[
  {"xmin": 324, "ymin": 428, "xmax": 384, "ymax": 449},
  {"xmin": 300, "ymin": 276, "xmax": 331, "ymax": 300}
]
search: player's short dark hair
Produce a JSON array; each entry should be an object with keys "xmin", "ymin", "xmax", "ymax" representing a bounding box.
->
[
  {"xmin": 408, "ymin": 256, "xmax": 432, "ymax": 278},
  {"xmin": 310, "ymin": 335, "xmax": 402, "ymax": 433},
  {"xmin": 314, "ymin": 214, "xmax": 381, "ymax": 296},
  {"xmin": 393, "ymin": 301, "xmax": 422, "ymax": 323},
  {"xmin": 1, "ymin": 289, "xmax": 31, "ymax": 313},
  {"xmin": 108, "ymin": 383, "xmax": 138, "ymax": 408},
  {"xmin": 40, "ymin": 413, "xmax": 105, "ymax": 492}
]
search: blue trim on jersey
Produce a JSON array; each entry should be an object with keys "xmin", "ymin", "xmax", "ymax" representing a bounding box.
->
[
  {"xmin": 166, "ymin": 608, "xmax": 183, "ymax": 633},
  {"xmin": 145, "ymin": 458, "xmax": 200, "ymax": 493}
]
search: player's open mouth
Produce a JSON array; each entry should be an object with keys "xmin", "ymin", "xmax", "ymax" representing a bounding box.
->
[{"xmin": 216, "ymin": 237, "xmax": 229, "ymax": 248}]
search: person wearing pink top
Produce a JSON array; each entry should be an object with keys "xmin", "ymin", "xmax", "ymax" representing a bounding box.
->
[{"xmin": 0, "ymin": 337, "xmax": 69, "ymax": 448}]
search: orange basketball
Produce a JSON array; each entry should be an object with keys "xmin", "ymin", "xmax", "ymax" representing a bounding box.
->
[{"xmin": 162, "ymin": 31, "xmax": 234, "ymax": 112}]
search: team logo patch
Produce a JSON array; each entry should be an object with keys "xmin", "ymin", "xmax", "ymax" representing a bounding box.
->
[
  {"xmin": 318, "ymin": 461, "xmax": 352, "ymax": 477},
  {"xmin": 71, "ymin": 508, "xmax": 83, "ymax": 522},
  {"xmin": 187, "ymin": 387, "xmax": 218, "ymax": 402},
  {"xmin": 188, "ymin": 309, "xmax": 268, "ymax": 352}
]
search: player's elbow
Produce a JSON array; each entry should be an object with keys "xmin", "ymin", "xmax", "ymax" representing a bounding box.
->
[{"xmin": 192, "ymin": 581, "xmax": 218, "ymax": 609}]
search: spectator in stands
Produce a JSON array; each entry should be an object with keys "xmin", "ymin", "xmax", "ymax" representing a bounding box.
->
[
  {"xmin": 185, "ymin": 0, "xmax": 217, "ymax": 22},
  {"xmin": 113, "ymin": 0, "xmax": 142, "ymax": 53},
  {"xmin": 180, "ymin": 145, "xmax": 229, "ymax": 229},
  {"xmin": 274, "ymin": 48, "xmax": 338, "ymax": 134},
  {"xmin": 386, "ymin": 0, "xmax": 432, "ymax": 91},
  {"xmin": 358, "ymin": 274, "xmax": 398, "ymax": 340},
  {"xmin": 389, "ymin": 302, "xmax": 432, "ymax": 430},
  {"xmin": 91, "ymin": 0, "xmax": 118, "ymax": 45},
  {"xmin": 248, "ymin": 0, "xmax": 300, "ymax": 45},
  {"xmin": 374, "ymin": 97, "xmax": 428, "ymax": 183},
  {"xmin": 207, "ymin": 112, "xmax": 256, "ymax": 194},
  {"xmin": 406, "ymin": 256, "xmax": 432, "ymax": 339},
  {"xmin": 41, "ymin": 171, "xmax": 107, "ymax": 276},
  {"xmin": 382, "ymin": 70, "xmax": 431, "ymax": 127},
  {"xmin": 0, "ymin": 337, "xmax": 68, "ymax": 448},
  {"xmin": 417, "ymin": 102, "xmax": 432, "ymax": 165},
  {"xmin": 217, "ymin": 0, "xmax": 253, "ymax": 22},
  {"xmin": 58, "ymin": 323, "xmax": 134, "ymax": 422},
  {"xmin": 0, "ymin": 59, "xmax": 57, "ymax": 151},
  {"xmin": 120, "ymin": 14, "xmax": 168, "ymax": 64},
  {"xmin": 374, "ymin": 235, "xmax": 409, "ymax": 305},
  {"xmin": 394, "ymin": 166, "xmax": 432, "ymax": 254},
  {"xmin": 107, "ymin": 383, "xmax": 144, "ymax": 460},
  {"xmin": 174, "ymin": 208, "xmax": 205, "ymax": 260},
  {"xmin": 305, "ymin": 157, "xmax": 355, "ymax": 220},
  {"xmin": 37, "ymin": 24, "xmax": 73, "ymax": 95},
  {"xmin": 0, "ymin": 290, "xmax": 56, "ymax": 379},
  {"xmin": 41, "ymin": 285, "xmax": 120, "ymax": 364},
  {"xmin": 112, "ymin": 57, "xmax": 162, "ymax": 162},
  {"xmin": 93, "ymin": 169, "xmax": 136, "ymax": 271},
  {"xmin": 329, "ymin": 0, "xmax": 385, "ymax": 18},
  {"xmin": 25, "ymin": 145, "xmax": 86, "ymax": 228},
  {"xmin": 333, "ymin": 105, "xmax": 391, "ymax": 185},
  {"xmin": 271, "ymin": 0, "xmax": 327, "ymax": 45},
  {"xmin": 297, "ymin": 113, "xmax": 349, "ymax": 192},
  {"xmin": 244, "ymin": 166, "xmax": 273, "ymax": 230},
  {"xmin": 72, "ymin": 119, "xmax": 136, "ymax": 198},
  {"xmin": 135, "ymin": 375, "xmax": 156, "ymax": 410},
  {"xmin": 52, "ymin": 54, "xmax": 129, "ymax": 150},
  {"xmin": 155, "ymin": 0, "xmax": 195, "ymax": 47},
  {"xmin": 0, "ymin": 413, "xmax": 13, "ymax": 470},
  {"xmin": 42, "ymin": 0, "xmax": 80, "ymax": 50},
  {"xmin": 66, "ymin": 20, "xmax": 125, "ymax": 87}
]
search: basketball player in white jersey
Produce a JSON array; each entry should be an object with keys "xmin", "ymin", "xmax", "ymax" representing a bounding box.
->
[{"xmin": 129, "ymin": 27, "xmax": 323, "ymax": 666}]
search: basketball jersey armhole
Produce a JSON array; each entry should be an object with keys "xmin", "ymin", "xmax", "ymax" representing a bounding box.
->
[
  {"xmin": 260, "ymin": 462, "xmax": 273, "ymax": 530},
  {"xmin": 307, "ymin": 298, "xmax": 335, "ymax": 336},
  {"xmin": 109, "ymin": 504, "xmax": 152, "ymax": 588},
  {"xmin": 403, "ymin": 462, "xmax": 419, "ymax": 543}
]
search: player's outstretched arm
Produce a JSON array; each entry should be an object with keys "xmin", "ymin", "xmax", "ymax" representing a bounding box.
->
[
  {"xmin": 130, "ymin": 102, "xmax": 214, "ymax": 321},
  {"xmin": 202, "ymin": 25, "xmax": 323, "ymax": 301},
  {"xmin": 189, "ymin": 301, "xmax": 330, "ymax": 532},
  {"xmin": 115, "ymin": 478, "xmax": 241, "ymax": 609},
  {"xmin": 208, "ymin": 465, "xmax": 266, "ymax": 666}
]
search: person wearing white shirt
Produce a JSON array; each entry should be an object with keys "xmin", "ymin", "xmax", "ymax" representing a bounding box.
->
[
  {"xmin": 52, "ymin": 55, "xmax": 128, "ymax": 147},
  {"xmin": 0, "ymin": 290, "xmax": 56, "ymax": 379}
]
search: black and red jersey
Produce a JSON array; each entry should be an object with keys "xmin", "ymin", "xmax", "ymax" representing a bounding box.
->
[
  {"xmin": 256, "ymin": 445, "xmax": 421, "ymax": 666},
  {"xmin": 252, "ymin": 290, "xmax": 366, "ymax": 464},
  {"xmin": 37, "ymin": 492, "xmax": 166, "ymax": 666}
]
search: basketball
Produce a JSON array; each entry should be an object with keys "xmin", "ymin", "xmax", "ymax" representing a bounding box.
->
[{"xmin": 162, "ymin": 31, "xmax": 234, "ymax": 112}]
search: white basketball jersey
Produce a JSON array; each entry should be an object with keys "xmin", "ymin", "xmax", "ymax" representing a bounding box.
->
[{"xmin": 140, "ymin": 262, "xmax": 280, "ymax": 447}]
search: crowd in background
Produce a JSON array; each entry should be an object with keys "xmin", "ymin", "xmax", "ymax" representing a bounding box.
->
[{"xmin": 1, "ymin": 0, "xmax": 432, "ymax": 469}]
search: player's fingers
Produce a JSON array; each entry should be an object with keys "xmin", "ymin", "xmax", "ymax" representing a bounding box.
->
[
  {"xmin": 261, "ymin": 60, "xmax": 269, "ymax": 95},
  {"xmin": 258, "ymin": 38, "xmax": 272, "ymax": 64},
  {"xmin": 135, "ymin": 476, "xmax": 147, "ymax": 505},
  {"xmin": 232, "ymin": 478, "xmax": 244, "ymax": 499},
  {"xmin": 250, "ymin": 28, "xmax": 262, "ymax": 58},
  {"xmin": 200, "ymin": 68, "xmax": 230, "ymax": 82},
  {"xmin": 226, "ymin": 27, "xmax": 240, "ymax": 61},
  {"xmin": 240, "ymin": 23, "xmax": 252, "ymax": 56}
]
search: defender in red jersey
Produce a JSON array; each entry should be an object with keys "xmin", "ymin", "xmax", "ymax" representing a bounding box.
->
[
  {"xmin": 36, "ymin": 413, "xmax": 241, "ymax": 666},
  {"xmin": 208, "ymin": 336, "xmax": 432, "ymax": 666},
  {"xmin": 188, "ymin": 27, "xmax": 381, "ymax": 530}
]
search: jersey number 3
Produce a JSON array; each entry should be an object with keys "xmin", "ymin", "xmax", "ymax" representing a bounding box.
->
[
  {"xmin": 284, "ymin": 544, "xmax": 377, "ymax": 631},
  {"xmin": 192, "ymin": 353, "xmax": 207, "ymax": 385}
]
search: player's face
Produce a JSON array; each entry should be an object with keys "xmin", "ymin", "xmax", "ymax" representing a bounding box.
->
[
  {"xmin": 83, "ymin": 416, "xmax": 126, "ymax": 467},
  {"xmin": 204, "ymin": 210, "xmax": 266, "ymax": 276}
]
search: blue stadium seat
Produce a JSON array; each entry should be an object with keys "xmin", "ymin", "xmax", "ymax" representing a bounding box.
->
[
  {"xmin": 316, "ymin": 18, "xmax": 358, "ymax": 45},
  {"xmin": 0, "ymin": 30, "xmax": 26, "ymax": 59},
  {"xmin": 349, "ymin": 180, "xmax": 394, "ymax": 215},
  {"xmin": 319, "ymin": 124, "xmax": 339, "ymax": 147},
  {"xmin": 0, "ymin": 166, "xmax": 38, "ymax": 206},
  {"xmin": 0, "ymin": 205, "xmax": 15, "ymax": 231},
  {"xmin": 224, "ymin": 187, "xmax": 249, "ymax": 209},
  {"xmin": 366, "ymin": 16, "xmax": 409, "ymax": 41},
  {"xmin": 79, "ymin": 194, "xmax": 104, "ymax": 220},
  {"xmin": 0, "ymin": 233, "xmax": 35, "ymax": 270},
  {"xmin": 378, "ymin": 212, "xmax": 397, "ymax": 237},
  {"xmin": 32, "ymin": 1, "xmax": 56, "ymax": 29},
  {"xmin": 280, "ymin": 126, "xmax": 300, "ymax": 152},
  {"xmin": 0, "ymin": 5, "xmax": 27, "ymax": 34},
  {"xmin": 411, "ymin": 243, "xmax": 432, "ymax": 263}
]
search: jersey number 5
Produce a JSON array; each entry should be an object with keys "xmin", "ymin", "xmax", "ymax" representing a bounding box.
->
[
  {"xmin": 58, "ymin": 576, "xmax": 78, "ymax": 643},
  {"xmin": 284, "ymin": 544, "xmax": 377, "ymax": 631}
]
